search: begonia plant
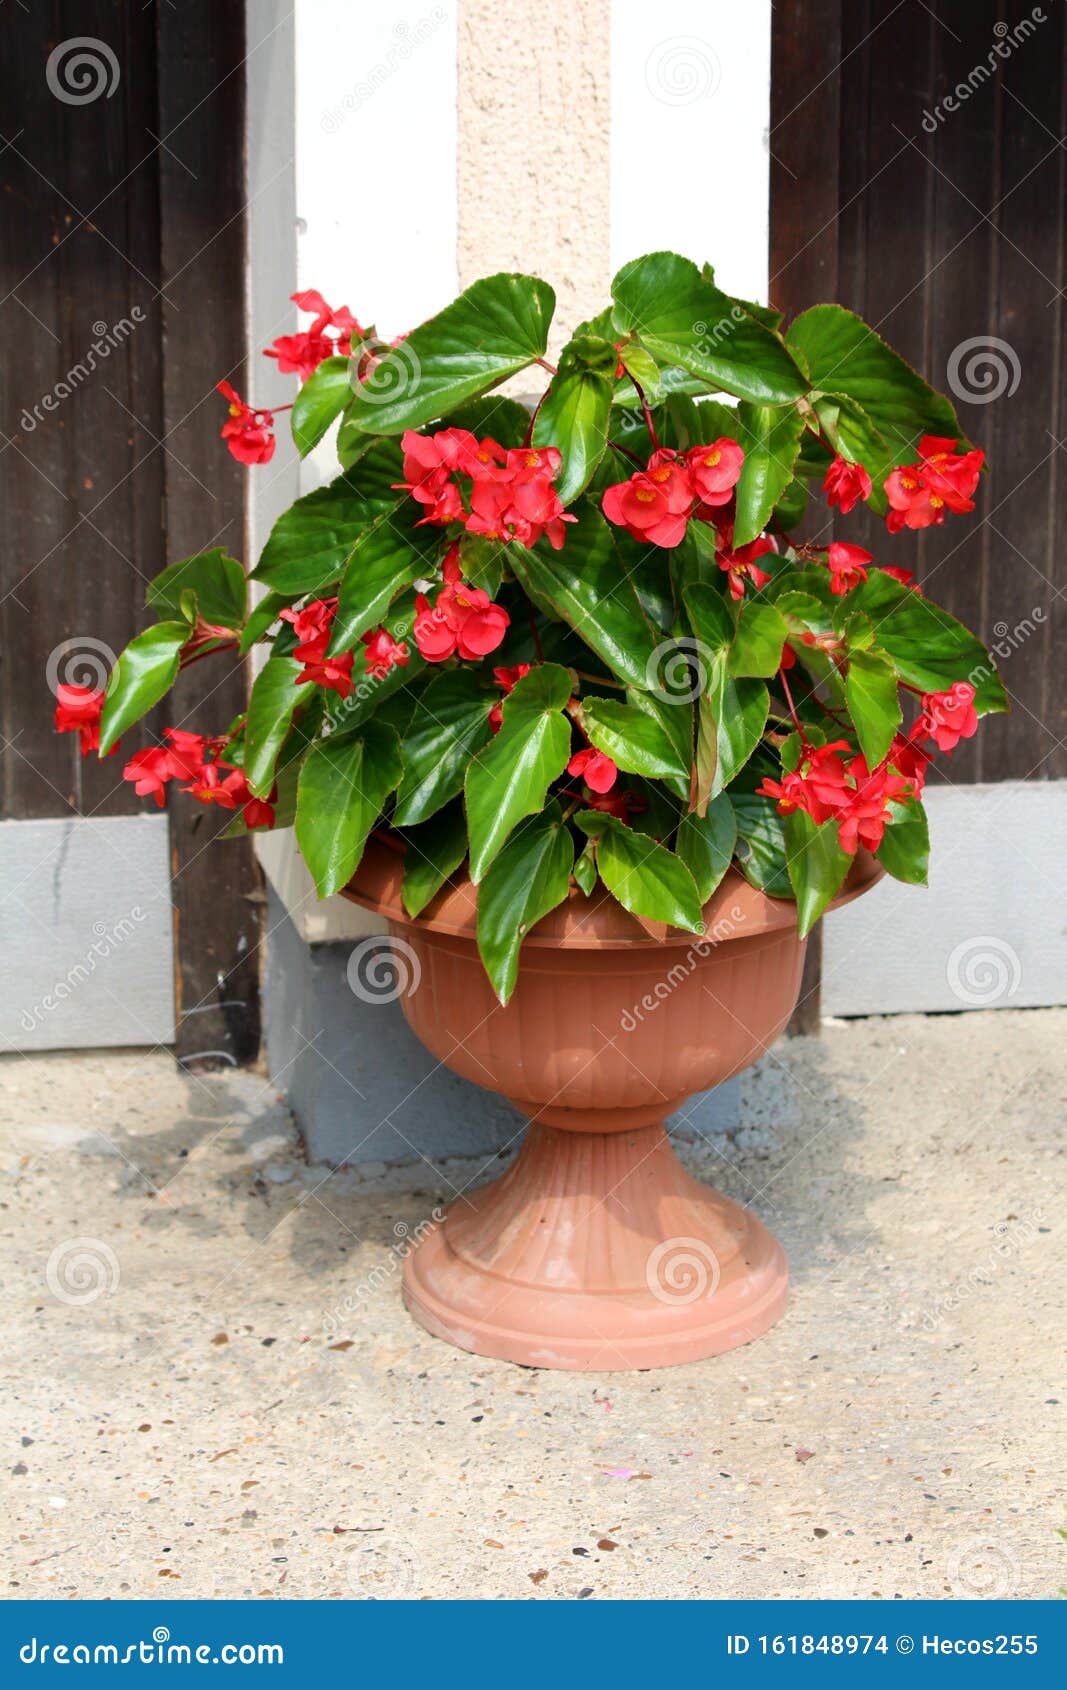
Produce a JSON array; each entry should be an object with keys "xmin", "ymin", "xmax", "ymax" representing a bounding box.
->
[{"xmin": 56, "ymin": 253, "xmax": 1007, "ymax": 1003}]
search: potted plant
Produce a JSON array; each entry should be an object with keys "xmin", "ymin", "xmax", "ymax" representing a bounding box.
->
[{"xmin": 57, "ymin": 254, "xmax": 1005, "ymax": 1371}]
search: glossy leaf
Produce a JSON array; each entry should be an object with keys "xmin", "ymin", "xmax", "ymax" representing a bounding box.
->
[
  {"xmin": 675, "ymin": 793, "xmax": 737, "ymax": 903},
  {"xmin": 531, "ymin": 364, "xmax": 613, "ymax": 503},
  {"xmin": 329, "ymin": 516, "xmax": 429, "ymax": 652},
  {"xmin": 845, "ymin": 649, "xmax": 901, "ymax": 768},
  {"xmin": 853, "ymin": 570, "xmax": 1007, "ymax": 713},
  {"xmin": 251, "ymin": 472, "xmax": 399, "ymax": 595},
  {"xmin": 572, "ymin": 839, "xmax": 598, "ymax": 896},
  {"xmin": 244, "ymin": 654, "xmax": 313, "ymax": 798},
  {"xmin": 99, "ymin": 621, "xmax": 189, "ymax": 754},
  {"xmin": 345, "ymin": 272, "xmax": 555, "ymax": 435},
  {"xmin": 732, "ymin": 401, "xmax": 806, "ymax": 546},
  {"xmin": 784, "ymin": 810, "xmax": 852, "ymax": 937},
  {"xmin": 401, "ymin": 804, "xmax": 469, "ymax": 917},
  {"xmin": 575, "ymin": 812, "xmax": 703, "ymax": 933},
  {"xmin": 394, "ymin": 669, "xmax": 497, "ymax": 827},
  {"xmin": 295, "ymin": 720, "xmax": 403, "ymax": 898},
  {"xmin": 465, "ymin": 663, "xmax": 573, "ymax": 882},
  {"xmin": 477, "ymin": 804, "xmax": 575, "ymax": 1003},
  {"xmin": 876, "ymin": 797, "xmax": 930, "ymax": 885},
  {"xmin": 731, "ymin": 792, "xmax": 792, "ymax": 898},
  {"xmin": 147, "ymin": 549, "xmax": 246, "ymax": 629},
  {"xmin": 580, "ymin": 696, "xmax": 689, "ymax": 788},
  {"xmin": 611, "ymin": 252, "xmax": 808, "ymax": 405},
  {"xmin": 291, "ymin": 355, "xmax": 352, "ymax": 456},
  {"xmin": 729, "ymin": 601, "xmax": 789, "ymax": 678}
]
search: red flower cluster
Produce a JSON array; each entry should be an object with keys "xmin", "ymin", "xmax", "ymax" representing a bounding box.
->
[
  {"xmin": 714, "ymin": 525, "xmax": 777, "ymax": 601},
  {"xmin": 123, "ymin": 730, "xmax": 276, "ymax": 830},
  {"xmin": 264, "ymin": 289, "xmax": 362, "ymax": 383},
  {"xmin": 758, "ymin": 740, "xmax": 914, "ymax": 855},
  {"xmin": 826, "ymin": 541, "xmax": 872, "ymax": 596},
  {"xmin": 398, "ymin": 430, "xmax": 574, "ymax": 551},
  {"xmin": 823, "ymin": 455, "xmax": 872, "ymax": 515},
  {"xmin": 917, "ymin": 682, "xmax": 978, "ymax": 752},
  {"xmin": 53, "ymin": 684, "xmax": 115, "ymax": 758},
  {"xmin": 885, "ymin": 436, "xmax": 984, "ymax": 534},
  {"xmin": 217, "ymin": 380, "xmax": 275, "ymax": 467},
  {"xmin": 413, "ymin": 546, "xmax": 510, "ymax": 663},
  {"xmin": 279, "ymin": 597, "xmax": 408, "ymax": 696},
  {"xmin": 602, "ymin": 440, "xmax": 744, "ymax": 549}
]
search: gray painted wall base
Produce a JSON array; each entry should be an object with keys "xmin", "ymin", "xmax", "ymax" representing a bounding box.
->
[
  {"xmin": 823, "ymin": 780, "xmax": 1067, "ymax": 1015},
  {"xmin": 264, "ymin": 889, "xmax": 740, "ymax": 1168},
  {"xmin": 0, "ymin": 815, "xmax": 175, "ymax": 1052}
]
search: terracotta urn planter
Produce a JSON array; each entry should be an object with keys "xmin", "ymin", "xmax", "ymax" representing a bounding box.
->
[{"xmin": 343, "ymin": 836, "xmax": 880, "ymax": 1373}]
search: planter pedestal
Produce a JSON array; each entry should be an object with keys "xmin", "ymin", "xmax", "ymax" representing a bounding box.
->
[
  {"xmin": 402, "ymin": 1117, "xmax": 787, "ymax": 1371},
  {"xmin": 344, "ymin": 836, "xmax": 879, "ymax": 1373}
]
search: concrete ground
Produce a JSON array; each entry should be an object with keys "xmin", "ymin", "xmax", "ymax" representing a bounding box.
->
[{"xmin": 2, "ymin": 1009, "xmax": 1063, "ymax": 1602}]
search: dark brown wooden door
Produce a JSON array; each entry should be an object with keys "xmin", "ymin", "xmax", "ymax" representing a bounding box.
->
[
  {"xmin": 772, "ymin": 0, "xmax": 1066, "ymax": 1025},
  {"xmin": 0, "ymin": 1, "xmax": 259, "ymax": 1063}
]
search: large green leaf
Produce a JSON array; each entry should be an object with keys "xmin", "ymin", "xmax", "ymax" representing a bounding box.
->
[
  {"xmin": 731, "ymin": 792, "xmax": 792, "ymax": 898},
  {"xmin": 845, "ymin": 649, "xmax": 901, "ymax": 768},
  {"xmin": 876, "ymin": 796, "xmax": 929, "ymax": 885},
  {"xmin": 575, "ymin": 812, "xmax": 703, "ymax": 933},
  {"xmin": 464, "ymin": 663, "xmax": 573, "ymax": 882},
  {"xmin": 329, "ymin": 516, "xmax": 429, "ymax": 653},
  {"xmin": 244, "ymin": 653, "xmax": 313, "ymax": 798},
  {"xmin": 675, "ymin": 793, "xmax": 737, "ymax": 903},
  {"xmin": 99, "ymin": 621, "xmax": 189, "ymax": 754},
  {"xmin": 531, "ymin": 348, "xmax": 613, "ymax": 503},
  {"xmin": 400, "ymin": 803, "xmax": 469, "ymax": 917},
  {"xmin": 509, "ymin": 501, "xmax": 661, "ymax": 689},
  {"xmin": 683, "ymin": 582, "xmax": 769, "ymax": 804},
  {"xmin": 477, "ymin": 804, "xmax": 575, "ymax": 1003},
  {"xmin": 394, "ymin": 669, "xmax": 497, "ymax": 827},
  {"xmin": 732, "ymin": 402, "xmax": 806, "ymax": 546},
  {"xmin": 295, "ymin": 720, "xmax": 403, "ymax": 898},
  {"xmin": 580, "ymin": 696, "xmax": 689, "ymax": 788},
  {"xmin": 784, "ymin": 810, "xmax": 852, "ymax": 937},
  {"xmin": 611, "ymin": 253, "xmax": 808, "ymax": 405},
  {"xmin": 787, "ymin": 305, "xmax": 965, "ymax": 470},
  {"xmin": 729, "ymin": 601, "xmax": 789, "ymax": 678},
  {"xmin": 251, "ymin": 471, "xmax": 400, "ymax": 595},
  {"xmin": 146, "ymin": 549, "xmax": 246, "ymax": 629},
  {"xmin": 291, "ymin": 355, "xmax": 352, "ymax": 456},
  {"xmin": 853, "ymin": 571, "xmax": 1007, "ymax": 713},
  {"xmin": 344, "ymin": 272, "xmax": 555, "ymax": 435}
]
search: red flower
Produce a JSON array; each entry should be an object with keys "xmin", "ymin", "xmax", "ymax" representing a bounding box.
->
[
  {"xmin": 759, "ymin": 737, "xmax": 914, "ymax": 855},
  {"xmin": 162, "ymin": 728, "xmax": 211, "ymax": 780},
  {"xmin": 54, "ymin": 683, "xmax": 112, "ymax": 757},
  {"xmin": 835, "ymin": 754, "xmax": 913, "ymax": 854},
  {"xmin": 916, "ymin": 682, "xmax": 978, "ymax": 752},
  {"xmin": 826, "ymin": 541, "xmax": 872, "ymax": 596},
  {"xmin": 279, "ymin": 597, "xmax": 337, "ymax": 644},
  {"xmin": 714, "ymin": 527, "xmax": 777, "ymax": 600},
  {"xmin": 181, "ymin": 763, "xmax": 246, "ymax": 810},
  {"xmin": 885, "ymin": 437, "xmax": 984, "ymax": 533},
  {"xmin": 413, "ymin": 593, "xmax": 457, "ymax": 663},
  {"xmin": 602, "ymin": 463, "xmax": 691, "ymax": 549},
  {"xmin": 888, "ymin": 729, "xmax": 932, "ymax": 796},
  {"xmin": 217, "ymin": 380, "xmax": 275, "ymax": 466},
  {"xmin": 360, "ymin": 625, "xmax": 410, "ymax": 680},
  {"xmin": 264, "ymin": 289, "xmax": 363, "ymax": 380},
  {"xmin": 218, "ymin": 770, "xmax": 277, "ymax": 830},
  {"xmin": 685, "ymin": 438, "xmax": 744, "ymax": 508},
  {"xmin": 449, "ymin": 584, "xmax": 510, "ymax": 659},
  {"xmin": 823, "ymin": 455, "xmax": 872, "ymax": 514},
  {"xmin": 293, "ymin": 646, "xmax": 355, "ymax": 698},
  {"xmin": 567, "ymin": 746, "xmax": 618, "ymax": 794},
  {"xmin": 122, "ymin": 746, "xmax": 172, "ymax": 807}
]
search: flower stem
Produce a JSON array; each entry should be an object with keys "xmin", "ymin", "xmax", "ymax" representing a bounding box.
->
[{"xmin": 627, "ymin": 371, "xmax": 659, "ymax": 450}]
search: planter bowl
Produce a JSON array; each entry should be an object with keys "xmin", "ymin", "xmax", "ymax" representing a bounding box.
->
[{"xmin": 343, "ymin": 836, "xmax": 880, "ymax": 1371}]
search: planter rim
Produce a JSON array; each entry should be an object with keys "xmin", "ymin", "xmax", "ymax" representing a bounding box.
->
[{"xmin": 341, "ymin": 831, "xmax": 883, "ymax": 952}]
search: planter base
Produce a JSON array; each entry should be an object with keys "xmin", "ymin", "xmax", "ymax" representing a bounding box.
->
[{"xmin": 402, "ymin": 1120, "xmax": 788, "ymax": 1371}]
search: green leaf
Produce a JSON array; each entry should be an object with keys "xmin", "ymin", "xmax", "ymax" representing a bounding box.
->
[
  {"xmin": 787, "ymin": 305, "xmax": 965, "ymax": 472},
  {"xmin": 731, "ymin": 792, "xmax": 792, "ymax": 897},
  {"xmin": 784, "ymin": 810, "xmax": 852, "ymax": 937},
  {"xmin": 853, "ymin": 571, "xmax": 1008, "ymax": 713},
  {"xmin": 729, "ymin": 601, "xmax": 789, "ymax": 678},
  {"xmin": 732, "ymin": 402, "xmax": 805, "ymax": 546},
  {"xmin": 876, "ymin": 797, "xmax": 929, "ymax": 885},
  {"xmin": 611, "ymin": 252, "xmax": 808, "ymax": 405},
  {"xmin": 675, "ymin": 794, "xmax": 737, "ymax": 903},
  {"xmin": 710, "ymin": 672, "xmax": 769, "ymax": 798},
  {"xmin": 99, "ymin": 621, "xmax": 189, "ymax": 754},
  {"xmin": 572, "ymin": 839, "xmax": 598, "ymax": 896},
  {"xmin": 344, "ymin": 272, "xmax": 555, "ymax": 435},
  {"xmin": 845, "ymin": 649, "xmax": 901, "ymax": 767},
  {"xmin": 295, "ymin": 720, "xmax": 403, "ymax": 898},
  {"xmin": 580, "ymin": 696, "xmax": 689, "ymax": 788},
  {"xmin": 394, "ymin": 669, "xmax": 497, "ymax": 827},
  {"xmin": 619, "ymin": 342, "xmax": 661, "ymax": 401},
  {"xmin": 464, "ymin": 663, "xmax": 573, "ymax": 882},
  {"xmin": 291, "ymin": 355, "xmax": 352, "ymax": 456},
  {"xmin": 251, "ymin": 469, "xmax": 400, "ymax": 595},
  {"xmin": 146, "ymin": 549, "xmax": 246, "ymax": 629},
  {"xmin": 509, "ymin": 500, "xmax": 660, "ymax": 689},
  {"xmin": 244, "ymin": 653, "xmax": 313, "ymax": 798},
  {"xmin": 681, "ymin": 579, "xmax": 734, "ymax": 653},
  {"xmin": 439, "ymin": 394, "xmax": 533, "ymax": 446},
  {"xmin": 329, "ymin": 516, "xmax": 428, "ymax": 652},
  {"xmin": 575, "ymin": 812, "xmax": 703, "ymax": 933},
  {"xmin": 239, "ymin": 589, "xmax": 293, "ymax": 655},
  {"xmin": 477, "ymin": 804, "xmax": 575, "ymax": 1003},
  {"xmin": 531, "ymin": 364, "xmax": 612, "ymax": 503},
  {"xmin": 401, "ymin": 804, "xmax": 469, "ymax": 917},
  {"xmin": 683, "ymin": 583, "xmax": 769, "ymax": 804}
]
